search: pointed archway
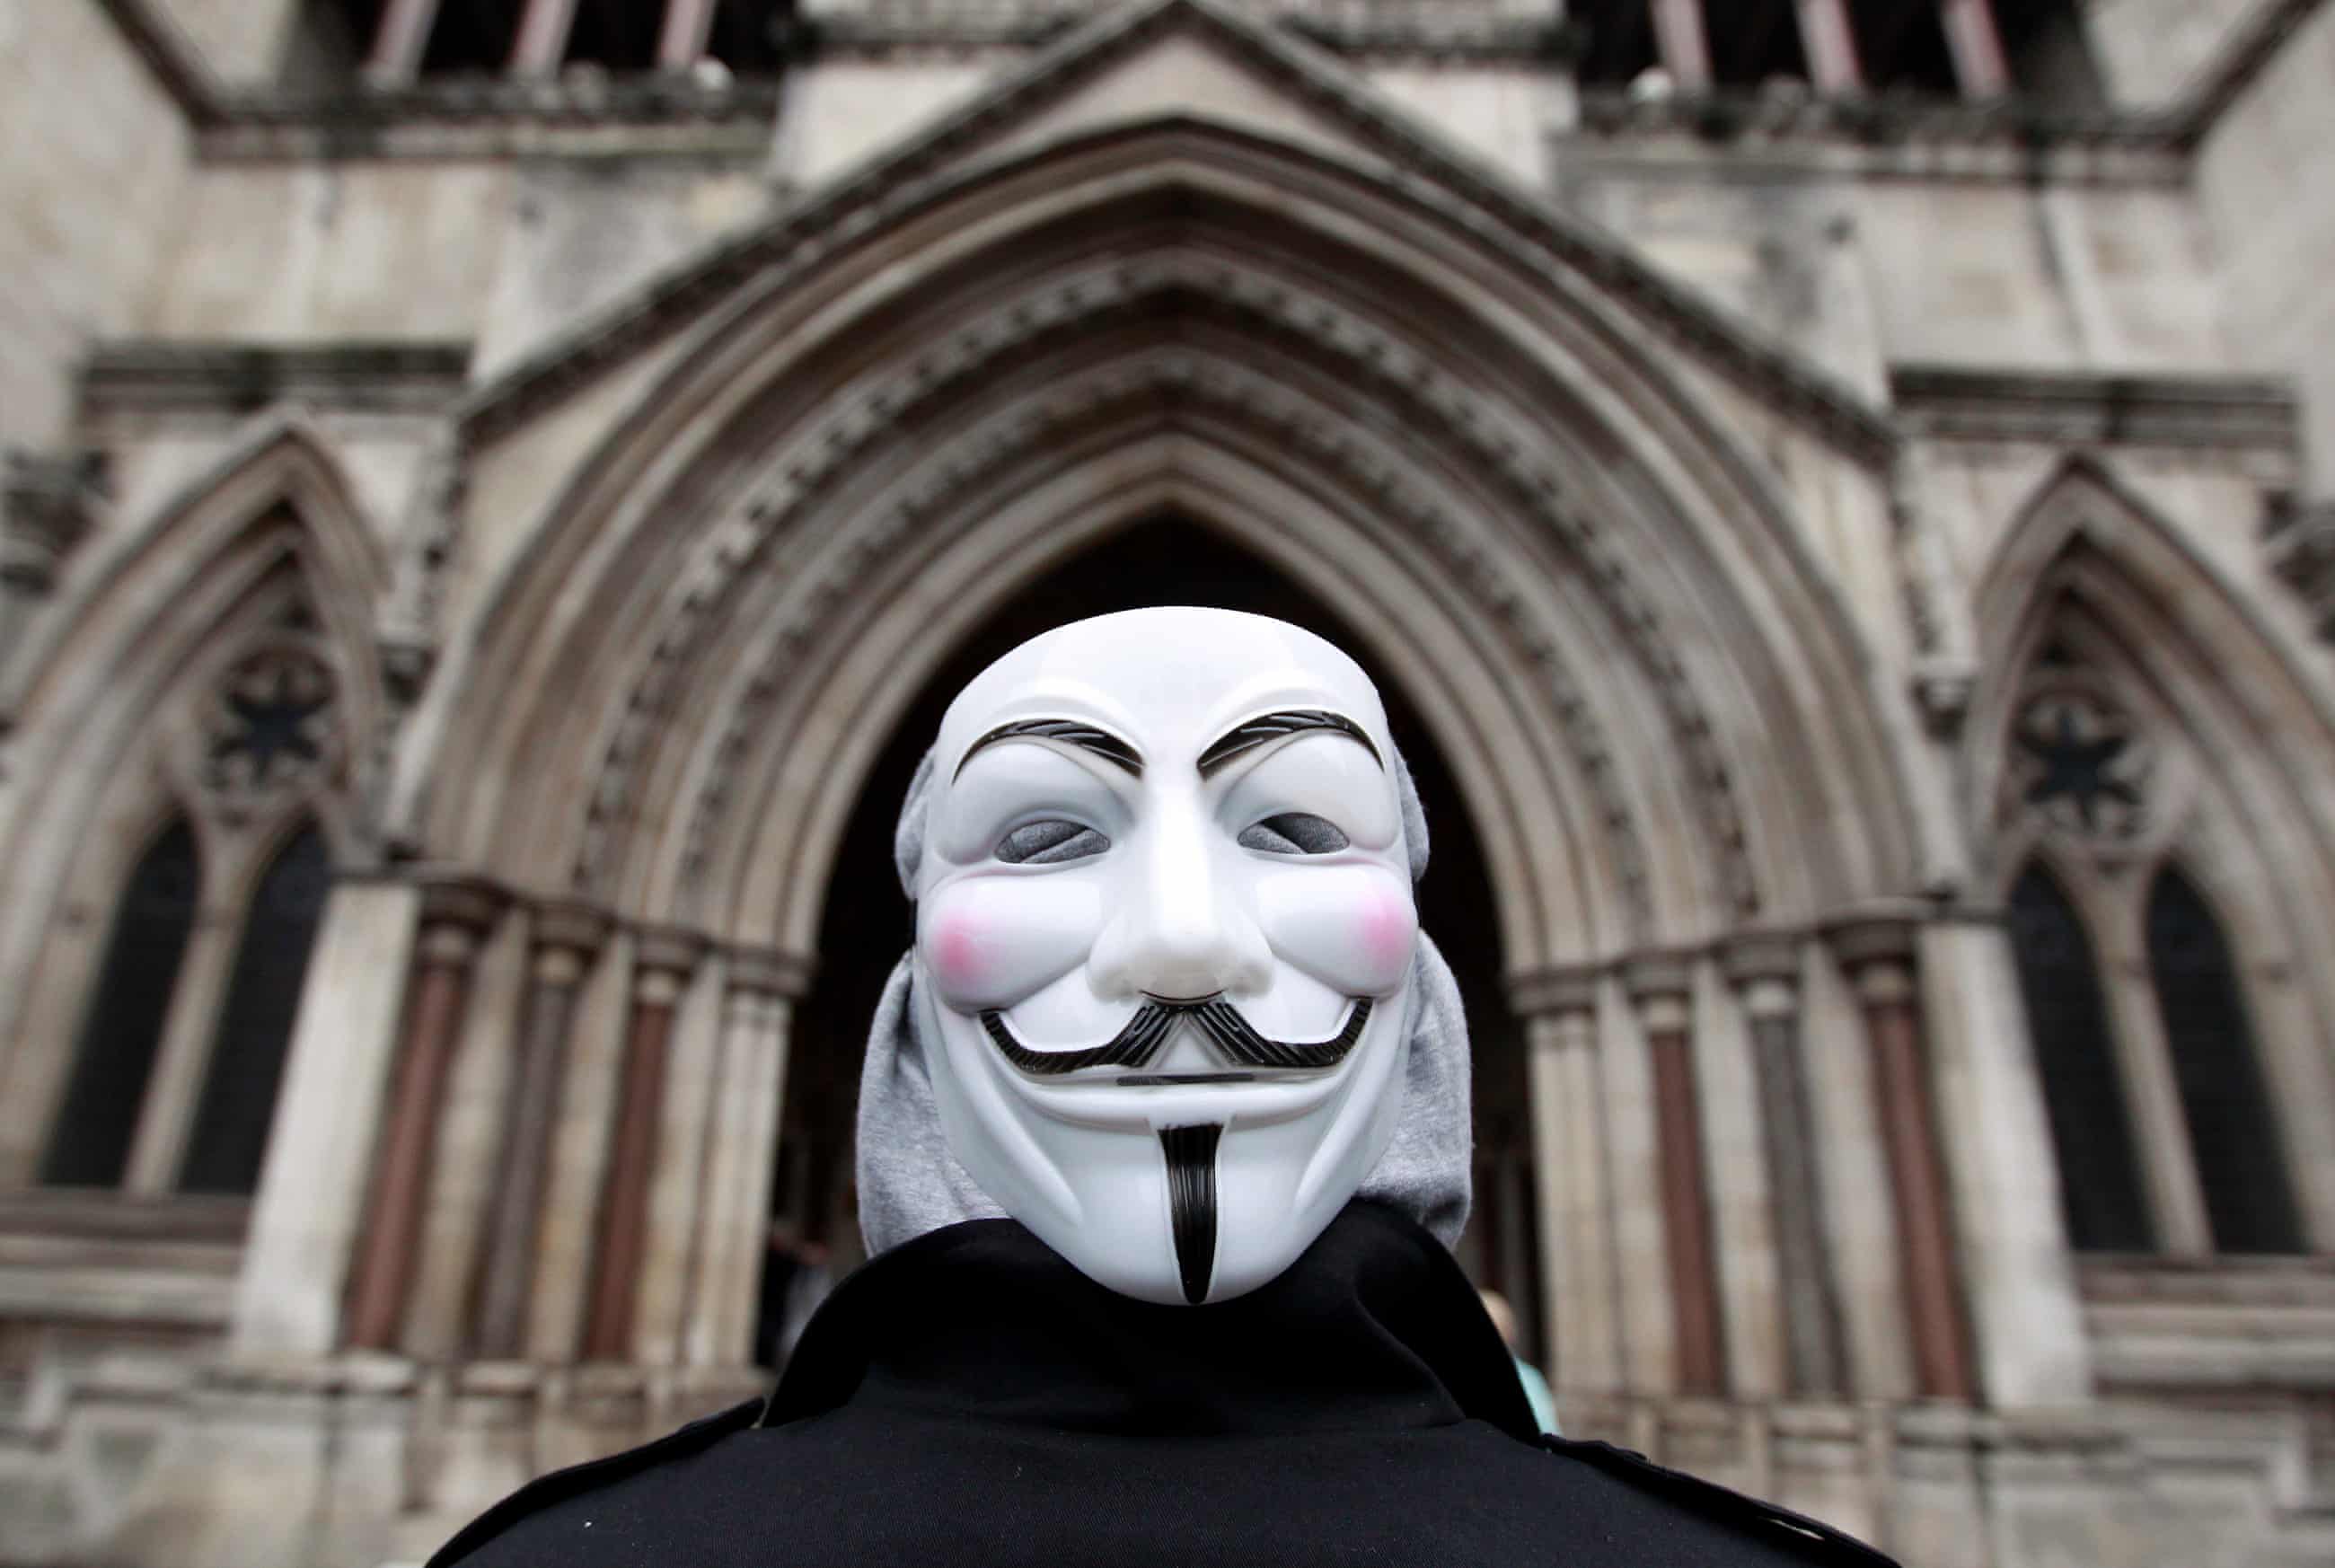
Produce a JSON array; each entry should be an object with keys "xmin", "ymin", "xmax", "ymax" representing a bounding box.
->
[
  {"xmin": 758, "ymin": 515, "xmax": 1539, "ymax": 1359},
  {"xmin": 0, "ymin": 425, "xmax": 383, "ymax": 1189},
  {"xmin": 1969, "ymin": 455, "xmax": 2335, "ymax": 1255}
]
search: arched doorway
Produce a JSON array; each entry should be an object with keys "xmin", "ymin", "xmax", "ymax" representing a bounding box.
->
[{"xmin": 757, "ymin": 516, "xmax": 1537, "ymax": 1360}]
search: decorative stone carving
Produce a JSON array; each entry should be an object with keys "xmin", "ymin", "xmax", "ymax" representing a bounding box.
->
[
  {"xmin": 199, "ymin": 645, "xmax": 340, "ymax": 805},
  {"xmin": 2005, "ymin": 678, "xmax": 2148, "ymax": 846},
  {"xmin": 2, "ymin": 450, "xmax": 104, "ymax": 595},
  {"xmin": 1913, "ymin": 663, "xmax": 1977, "ymax": 739},
  {"xmin": 2263, "ymin": 490, "xmax": 2335, "ymax": 642}
]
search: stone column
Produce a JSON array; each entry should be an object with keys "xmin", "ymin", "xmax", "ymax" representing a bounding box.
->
[
  {"xmin": 581, "ymin": 928, "xmax": 708, "ymax": 1361},
  {"xmin": 1626, "ymin": 954, "xmax": 1726, "ymax": 1397},
  {"xmin": 345, "ymin": 876, "xmax": 503, "ymax": 1352},
  {"xmin": 509, "ymin": 0, "xmax": 583, "ymax": 74},
  {"xmin": 1793, "ymin": 0, "xmax": 1863, "ymax": 93},
  {"xmin": 1649, "ymin": 0, "xmax": 1714, "ymax": 90},
  {"xmin": 683, "ymin": 947, "xmax": 812, "ymax": 1367},
  {"xmin": 232, "ymin": 876, "xmax": 421, "ymax": 1357},
  {"xmin": 1829, "ymin": 915, "xmax": 1974, "ymax": 1402},
  {"xmin": 1939, "ymin": 0, "xmax": 2011, "ymax": 96},
  {"xmin": 1516, "ymin": 966, "xmax": 1623, "ymax": 1396},
  {"xmin": 471, "ymin": 900, "xmax": 609, "ymax": 1361},
  {"xmin": 656, "ymin": 0, "xmax": 718, "ymax": 68},
  {"xmin": 1722, "ymin": 933, "xmax": 1849, "ymax": 1401},
  {"xmin": 1916, "ymin": 918, "xmax": 2091, "ymax": 1406},
  {"xmin": 363, "ymin": 0, "xmax": 443, "ymax": 83}
]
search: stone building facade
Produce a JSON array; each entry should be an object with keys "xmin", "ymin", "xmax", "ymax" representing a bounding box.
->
[{"xmin": 4, "ymin": 0, "xmax": 2335, "ymax": 1563}]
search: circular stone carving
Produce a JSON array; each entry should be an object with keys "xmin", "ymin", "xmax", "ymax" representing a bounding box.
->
[
  {"xmin": 2008, "ymin": 682, "xmax": 2149, "ymax": 845},
  {"xmin": 201, "ymin": 647, "xmax": 339, "ymax": 803}
]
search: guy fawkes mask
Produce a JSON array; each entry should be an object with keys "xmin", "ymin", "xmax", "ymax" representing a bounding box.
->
[{"xmin": 909, "ymin": 609, "xmax": 1420, "ymax": 1304}]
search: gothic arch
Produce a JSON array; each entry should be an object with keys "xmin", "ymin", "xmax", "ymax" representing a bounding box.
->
[
  {"xmin": 1969, "ymin": 454, "xmax": 2335, "ymax": 1250},
  {"xmin": 3, "ymin": 418, "xmax": 385, "ymax": 731},
  {"xmin": 0, "ymin": 423, "xmax": 383, "ymax": 1187},
  {"xmin": 408, "ymin": 119, "xmax": 1927, "ymax": 973}
]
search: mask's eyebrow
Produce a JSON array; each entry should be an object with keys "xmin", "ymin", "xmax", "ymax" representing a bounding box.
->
[
  {"xmin": 954, "ymin": 718, "xmax": 1144, "ymax": 780},
  {"xmin": 1196, "ymin": 709, "xmax": 1382, "ymax": 778}
]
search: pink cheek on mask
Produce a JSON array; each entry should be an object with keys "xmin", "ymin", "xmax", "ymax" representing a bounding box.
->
[
  {"xmin": 1357, "ymin": 891, "xmax": 1416, "ymax": 976},
  {"xmin": 930, "ymin": 915, "xmax": 987, "ymax": 993}
]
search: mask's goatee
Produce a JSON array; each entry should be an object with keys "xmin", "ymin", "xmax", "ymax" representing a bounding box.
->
[{"xmin": 1159, "ymin": 1123, "xmax": 1223, "ymax": 1305}]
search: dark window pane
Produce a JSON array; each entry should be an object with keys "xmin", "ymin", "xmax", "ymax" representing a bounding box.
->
[
  {"xmin": 177, "ymin": 824, "xmax": 332, "ymax": 1195},
  {"xmin": 1995, "ymin": 0, "xmax": 2102, "ymax": 106},
  {"xmin": 421, "ymin": 0, "xmax": 525, "ymax": 74},
  {"xmin": 2146, "ymin": 868, "xmax": 2304, "ymax": 1255},
  {"xmin": 1846, "ymin": 0, "xmax": 1960, "ymax": 95},
  {"xmin": 2007, "ymin": 863, "xmax": 2154, "ymax": 1252},
  {"xmin": 1707, "ymin": 0, "xmax": 1811, "ymax": 89},
  {"xmin": 708, "ymin": 0, "xmax": 794, "ymax": 74},
  {"xmin": 281, "ymin": 0, "xmax": 391, "ymax": 83},
  {"xmin": 1575, "ymin": 0, "xmax": 1661, "ymax": 88},
  {"xmin": 40, "ymin": 821, "xmax": 202, "ymax": 1188},
  {"xmin": 567, "ymin": 0, "xmax": 663, "ymax": 69}
]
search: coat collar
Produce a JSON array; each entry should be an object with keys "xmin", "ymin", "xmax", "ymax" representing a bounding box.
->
[{"xmin": 760, "ymin": 1200, "xmax": 1538, "ymax": 1441}]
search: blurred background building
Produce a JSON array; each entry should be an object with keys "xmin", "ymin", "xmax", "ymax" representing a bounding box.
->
[{"xmin": 3, "ymin": 0, "xmax": 2333, "ymax": 1562}]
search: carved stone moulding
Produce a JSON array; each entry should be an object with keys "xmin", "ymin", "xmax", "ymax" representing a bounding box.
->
[
  {"xmin": 533, "ymin": 896, "xmax": 617, "ymax": 959},
  {"xmin": 414, "ymin": 870, "xmax": 510, "ymax": 936},
  {"xmin": 1818, "ymin": 901, "xmax": 1925, "ymax": 976},
  {"xmin": 1890, "ymin": 365, "xmax": 2300, "ymax": 452},
  {"xmin": 81, "ymin": 341, "xmax": 473, "ymax": 419},
  {"xmin": 1619, "ymin": 950, "xmax": 1696, "ymax": 1007},
  {"xmin": 726, "ymin": 945, "xmax": 817, "ymax": 1000},
  {"xmin": 1715, "ymin": 930, "xmax": 1801, "ymax": 991},
  {"xmin": 1506, "ymin": 963, "xmax": 1599, "ymax": 1019},
  {"xmin": 1912, "ymin": 662, "xmax": 1976, "ymax": 741},
  {"xmin": 1, "ymin": 450, "xmax": 105, "ymax": 591},
  {"xmin": 2263, "ymin": 490, "xmax": 2335, "ymax": 643}
]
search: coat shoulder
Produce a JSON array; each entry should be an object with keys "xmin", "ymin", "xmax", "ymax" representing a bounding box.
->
[
  {"xmin": 425, "ymin": 1396, "xmax": 765, "ymax": 1567},
  {"xmin": 1530, "ymin": 1435, "xmax": 1901, "ymax": 1567}
]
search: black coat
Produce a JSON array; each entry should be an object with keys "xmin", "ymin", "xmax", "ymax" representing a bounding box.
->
[{"xmin": 431, "ymin": 1202, "xmax": 1897, "ymax": 1567}]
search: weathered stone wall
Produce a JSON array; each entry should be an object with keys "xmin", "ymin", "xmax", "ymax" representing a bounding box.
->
[
  {"xmin": 137, "ymin": 159, "xmax": 775, "ymax": 374},
  {"xmin": 0, "ymin": 1, "xmax": 191, "ymax": 451},
  {"xmin": 774, "ymin": 55, "xmax": 1015, "ymax": 185},
  {"xmin": 1558, "ymin": 162, "xmax": 2226, "ymax": 394},
  {"xmin": 147, "ymin": 163, "xmax": 514, "ymax": 342},
  {"xmin": 2198, "ymin": 0, "xmax": 2335, "ymax": 487},
  {"xmin": 154, "ymin": 0, "xmax": 302, "ymax": 82},
  {"xmin": 2083, "ymin": 0, "xmax": 2261, "ymax": 103}
]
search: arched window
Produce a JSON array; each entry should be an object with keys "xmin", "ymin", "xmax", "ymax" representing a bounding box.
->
[
  {"xmin": 2146, "ymin": 868, "xmax": 2304, "ymax": 1255},
  {"xmin": 2006, "ymin": 862, "xmax": 2154, "ymax": 1252},
  {"xmin": 39, "ymin": 820, "xmax": 203, "ymax": 1188},
  {"xmin": 178, "ymin": 824, "xmax": 332, "ymax": 1195}
]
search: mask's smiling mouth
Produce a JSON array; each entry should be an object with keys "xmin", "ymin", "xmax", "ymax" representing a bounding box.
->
[{"xmin": 977, "ymin": 997, "xmax": 1373, "ymax": 1080}]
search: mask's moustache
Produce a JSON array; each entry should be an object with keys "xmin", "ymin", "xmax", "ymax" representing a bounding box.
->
[{"xmin": 978, "ymin": 996, "xmax": 1373, "ymax": 1077}]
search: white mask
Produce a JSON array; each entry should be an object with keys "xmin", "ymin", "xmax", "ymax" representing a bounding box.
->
[{"xmin": 908, "ymin": 608, "xmax": 1421, "ymax": 1304}]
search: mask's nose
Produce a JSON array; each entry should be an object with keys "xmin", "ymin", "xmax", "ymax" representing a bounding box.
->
[{"xmin": 1087, "ymin": 795, "xmax": 1273, "ymax": 1002}]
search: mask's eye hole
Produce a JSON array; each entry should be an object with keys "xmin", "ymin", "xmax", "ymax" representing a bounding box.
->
[
  {"xmin": 1238, "ymin": 813, "xmax": 1351, "ymax": 855},
  {"xmin": 996, "ymin": 819, "xmax": 1111, "ymax": 865}
]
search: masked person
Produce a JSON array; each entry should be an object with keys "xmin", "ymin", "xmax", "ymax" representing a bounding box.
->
[{"xmin": 432, "ymin": 609, "xmax": 1894, "ymax": 1568}]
